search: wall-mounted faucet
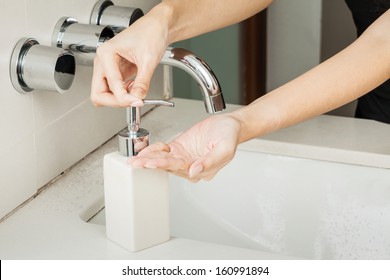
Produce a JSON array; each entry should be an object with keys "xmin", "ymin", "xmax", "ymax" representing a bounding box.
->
[
  {"xmin": 10, "ymin": 38, "xmax": 76, "ymax": 94},
  {"xmin": 52, "ymin": 17, "xmax": 115, "ymax": 65},
  {"xmin": 161, "ymin": 48, "xmax": 225, "ymax": 113},
  {"xmin": 90, "ymin": 0, "xmax": 144, "ymax": 34}
]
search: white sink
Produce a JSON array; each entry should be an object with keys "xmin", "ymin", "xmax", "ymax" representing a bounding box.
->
[{"xmin": 89, "ymin": 138, "xmax": 390, "ymax": 259}]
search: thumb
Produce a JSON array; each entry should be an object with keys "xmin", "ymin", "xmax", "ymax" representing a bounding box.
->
[{"xmin": 129, "ymin": 63, "xmax": 156, "ymax": 99}]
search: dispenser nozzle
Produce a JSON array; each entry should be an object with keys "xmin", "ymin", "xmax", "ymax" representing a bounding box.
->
[{"xmin": 119, "ymin": 99, "xmax": 175, "ymax": 157}]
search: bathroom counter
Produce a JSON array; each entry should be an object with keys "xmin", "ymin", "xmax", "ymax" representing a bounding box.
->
[{"xmin": 0, "ymin": 98, "xmax": 389, "ymax": 259}]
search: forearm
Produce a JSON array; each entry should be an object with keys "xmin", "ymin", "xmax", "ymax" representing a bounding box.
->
[
  {"xmin": 232, "ymin": 10, "xmax": 390, "ymax": 143},
  {"xmin": 149, "ymin": 0, "xmax": 272, "ymax": 44}
]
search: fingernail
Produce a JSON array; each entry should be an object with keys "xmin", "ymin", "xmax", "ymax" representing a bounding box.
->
[
  {"xmin": 131, "ymin": 100, "xmax": 144, "ymax": 107},
  {"xmin": 189, "ymin": 164, "xmax": 203, "ymax": 178}
]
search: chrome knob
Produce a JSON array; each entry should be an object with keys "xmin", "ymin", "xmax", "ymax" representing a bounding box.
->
[
  {"xmin": 10, "ymin": 38, "xmax": 75, "ymax": 94},
  {"xmin": 52, "ymin": 17, "xmax": 115, "ymax": 65},
  {"xmin": 90, "ymin": 0, "xmax": 144, "ymax": 34}
]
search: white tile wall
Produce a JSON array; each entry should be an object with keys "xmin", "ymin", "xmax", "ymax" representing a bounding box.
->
[{"xmin": 0, "ymin": 0, "xmax": 163, "ymax": 219}]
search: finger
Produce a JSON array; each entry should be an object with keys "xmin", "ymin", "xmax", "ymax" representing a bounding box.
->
[
  {"xmin": 169, "ymin": 170, "xmax": 200, "ymax": 183},
  {"xmin": 97, "ymin": 49, "xmax": 141, "ymax": 107},
  {"xmin": 91, "ymin": 57, "xmax": 136, "ymax": 107},
  {"xmin": 145, "ymin": 156, "xmax": 188, "ymax": 172},
  {"xmin": 91, "ymin": 58, "xmax": 110, "ymax": 106},
  {"xmin": 124, "ymin": 79, "xmax": 134, "ymax": 91},
  {"xmin": 128, "ymin": 150, "xmax": 171, "ymax": 166},
  {"xmin": 188, "ymin": 163, "xmax": 204, "ymax": 178},
  {"xmin": 128, "ymin": 143, "xmax": 170, "ymax": 166},
  {"xmin": 137, "ymin": 142, "xmax": 170, "ymax": 156},
  {"xmin": 91, "ymin": 92, "xmax": 124, "ymax": 107},
  {"xmin": 188, "ymin": 141, "xmax": 235, "ymax": 180},
  {"xmin": 91, "ymin": 80, "xmax": 141, "ymax": 107},
  {"xmin": 130, "ymin": 152, "xmax": 189, "ymax": 173},
  {"xmin": 124, "ymin": 80, "xmax": 144, "ymax": 106},
  {"xmin": 104, "ymin": 66, "xmax": 135, "ymax": 106},
  {"xmin": 129, "ymin": 60, "xmax": 157, "ymax": 100}
]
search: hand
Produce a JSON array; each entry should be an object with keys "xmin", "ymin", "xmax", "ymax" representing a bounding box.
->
[
  {"xmin": 128, "ymin": 114, "xmax": 242, "ymax": 182},
  {"xmin": 90, "ymin": 12, "xmax": 170, "ymax": 107}
]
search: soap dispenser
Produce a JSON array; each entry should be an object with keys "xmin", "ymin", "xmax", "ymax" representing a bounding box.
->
[{"xmin": 103, "ymin": 100, "xmax": 173, "ymax": 252}]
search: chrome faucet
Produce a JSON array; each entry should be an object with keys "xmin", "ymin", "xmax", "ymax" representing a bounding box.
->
[{"xmin": 161, "ymin": 47, "xmax": 225, "ymax": 113}]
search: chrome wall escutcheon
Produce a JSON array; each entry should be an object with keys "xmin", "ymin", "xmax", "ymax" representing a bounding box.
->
[
  {"xmin": 90, "ymin": 0, "xmax": 144, "ymax": 34},
  {"xmin": 52, "ymin": 17, "xmax": 115, "ymax": 65},
  {"xmin": 10, "ymin": 38, "xmax": 76, "ymax": 94}
]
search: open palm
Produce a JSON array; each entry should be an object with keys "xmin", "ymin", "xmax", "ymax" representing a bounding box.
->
[{"xmin": 129, "ymin": 114, "xmax": 241, "ymax": 182}]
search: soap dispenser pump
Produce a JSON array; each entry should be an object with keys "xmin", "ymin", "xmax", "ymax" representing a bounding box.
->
[
  {"xmin": 103, "ymin": 100, "xmax": 173, "ymax": 252},
  {"xmin": 118, "ymin": 100, "xmax": 174, "ymax": 157}
]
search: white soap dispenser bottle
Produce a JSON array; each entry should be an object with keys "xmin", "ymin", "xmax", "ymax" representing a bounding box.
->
[{"xmin": 103, "ymin": 100, "xmax": 173, "ymax": 252}]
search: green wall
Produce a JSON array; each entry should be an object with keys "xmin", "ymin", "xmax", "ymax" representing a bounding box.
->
[{"xmin": 172, "ymin": 24, "xmax": 241, "ymax": 105}]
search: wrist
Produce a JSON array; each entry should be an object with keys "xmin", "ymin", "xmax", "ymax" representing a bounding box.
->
[
  {"xmin": 148, "ymin": 1, "xmax": 177, "ymax": 44},
  {"xmin": 225, "ymin": 111, "xmax": 249, "ymax": 144},
  {"xmin": 228, "ymin": 98, "xmax": 282, "ymax": 143}
]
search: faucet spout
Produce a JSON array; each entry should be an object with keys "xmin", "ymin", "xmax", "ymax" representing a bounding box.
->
[{"xmin": 161, "ymin": 47, "xmax": 225, "ymax": 113}]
